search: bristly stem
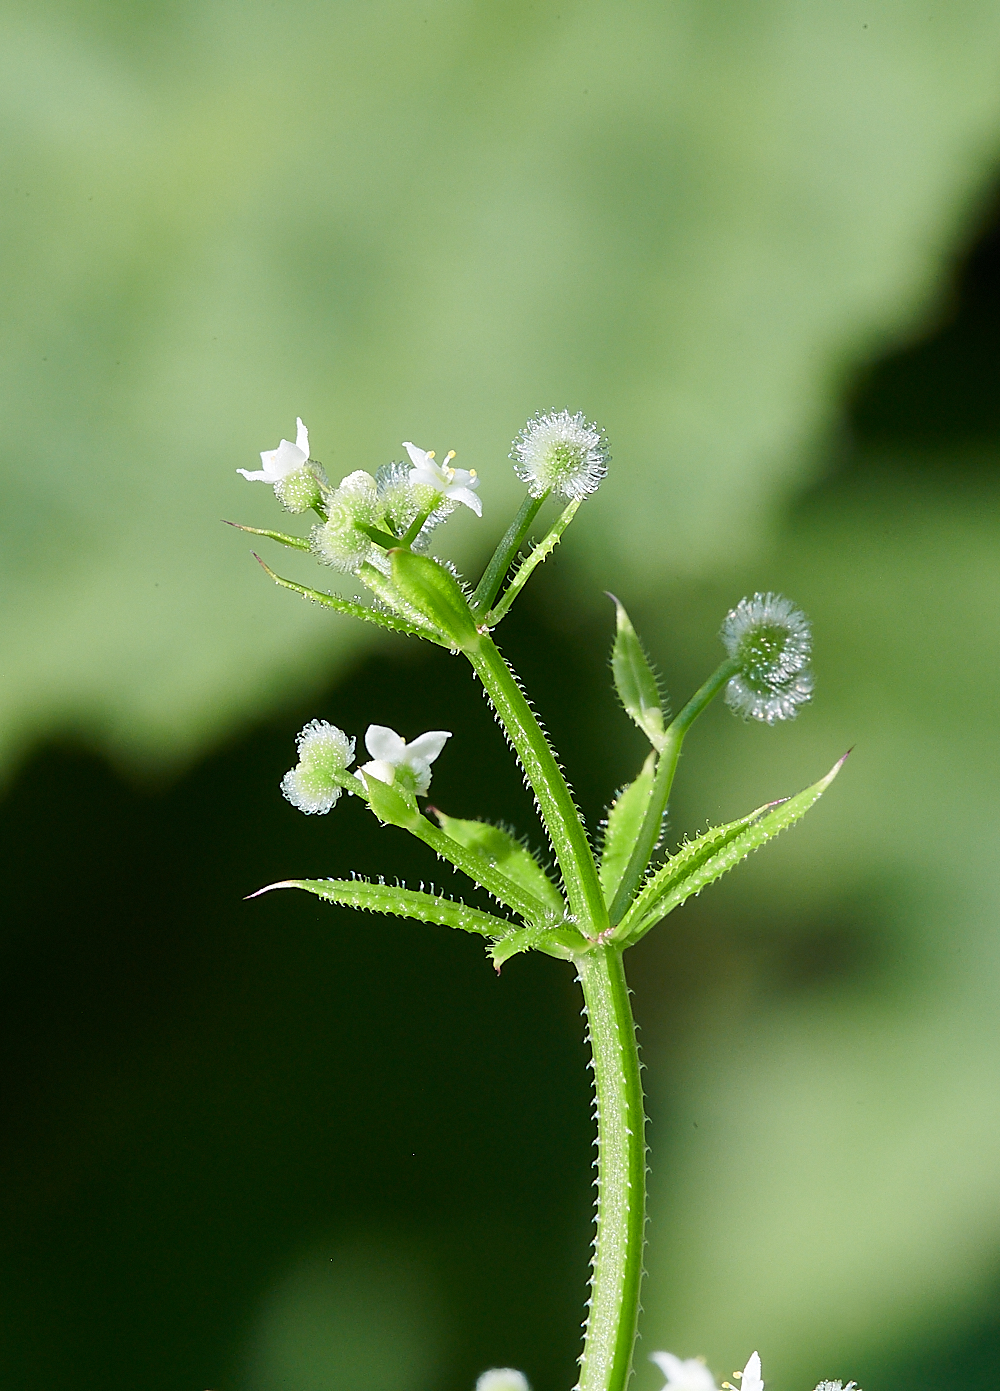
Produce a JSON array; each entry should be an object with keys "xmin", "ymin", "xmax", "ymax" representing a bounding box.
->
[
  {"xmin": 576, "ymin": 945, "xmax": 645, "ymax": 1391},
  {"xmin": 470, "ymin": 490, "xmax": 547, "ymax": 614},
  {"xmin": 485, "ymin": 498, "xmax": 582, "ymax": 627},
  {"xmin": 607, "ymin": 658, "xmax": 740, "ymax": 926},
  {"xmin": 466, "ymin": 633, "xmax": 608, "ymax": 935}
]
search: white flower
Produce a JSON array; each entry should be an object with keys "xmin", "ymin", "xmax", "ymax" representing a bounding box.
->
[
  {"xmin": 511, "ymin": 409, "xmax": 609, "ymax": 499},
  {"xmin": 357, "ymin": 723, "xmax": 451, "ymax": 797},
  {"xmin": 239, "ymin": 417, "xmax": 310, "ymax": 483},
  {"xmin": 814, "ymin": 1382, "xmax": 859, "ymax": 1391},
  {"xmin": 280, "ymin": 719, "xmax": 355, "ymax": 815},
  {"xmin": 651, "ymin": 1350, "xmax": 716, "ymax": 1391},
  {"xmin": 475, "ymin": 1371, "xmax": 530, "ymax": 1391},
  {"xmin": 403, "ymin": 441, "xmax": 482, "ymax": 516},
  {"xmin": 720, "ymin": 592, "xmax": 813, "ymax": 724}
]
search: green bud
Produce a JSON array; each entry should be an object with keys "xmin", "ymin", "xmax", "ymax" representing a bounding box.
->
[{"xmin": 389, "ymin": 550, "xmax": 480, "ymax": 651}]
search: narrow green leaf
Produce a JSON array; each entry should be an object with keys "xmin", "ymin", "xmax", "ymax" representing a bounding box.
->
[
  {"xmin": 249, "ymin": 877, "xmax": 512, "ymax": 937},
  {"xmin": 599, "ymin": 751, "xmax": 657, "ymax": 906},
  {"xmin": 430, "ymin": 811, "xmax": 565, "ymax": 915},
  {"xmin": 616, "ymin": 752, "xmax": 849, "ymax": 943},
  {"xmin": 608, "ymin": 595, "xmax": 665, "ymax": 750},
  {"xmin": 360, "ymin": 773, "xmax": 555, "ymax": 925},
  {"xmin": 224, "ymin": 519, "xmax": 312, "ymax": 550},
  {"xmin": 252, "ymin": 554, "xmax": 430, "ymax": 640},
  {"xmin": 389, "ymin": 549, "xmax": 480, "ymax": 650}
]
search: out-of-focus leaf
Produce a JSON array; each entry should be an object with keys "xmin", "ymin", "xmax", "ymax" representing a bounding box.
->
[
  {"xmin": 609, "ymin": 597, "xmax": 665, "ymax": 750},
  {"xmin": 599, "ymin": 751, "xmax": 656, "ymax": 906},
  {"xmin": 617, "ymin": 755, "xmax": 846, "ymax": 943},
  {"xmin": 430, "ymin": 810, "xmax": 565, "ymax": 916},
  {"xmin": 250, "ymin": 876, "xmax": 513, "ymax": 939},
  {"xmin": 3, "ymin": 2, "xmax": 1000, "ymax": 775}
]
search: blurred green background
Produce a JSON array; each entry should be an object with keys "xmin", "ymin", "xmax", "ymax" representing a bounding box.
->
[{"xmin": 4, "ymin": 1, "xmax": 1000, "ymax": 1387}]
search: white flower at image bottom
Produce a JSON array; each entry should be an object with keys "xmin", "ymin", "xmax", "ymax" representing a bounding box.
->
[
  {"xmin": 238, "ymin": 417, "xmax": 310, "ymax": 483},
  {"xmin": 357, "ymin": 724, "xmax": 451, "ymax": 796},
  {"xmin": 650, "ymin": 1350, "xmax": 717, "ymax": 1390}
]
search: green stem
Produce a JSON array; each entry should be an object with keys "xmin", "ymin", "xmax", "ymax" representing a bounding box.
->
[
  {"xmin": 470, "ymin": 491, "xmax": 548, "ymax": 614},
  {"xmin": 607, "ymin": 658, "xmax": 740, "ymax": 926},
  {"xmin": 400, "ymin": 505, "xmax": 433, "ymax": 547},
  {"xmin": 576, "ymin": 946, "xmax": 645, "ymax": 1391},
  {"xmin": 485, "ymin": 498, "xmax": 581, "ymax": 626},
  {"xmin": 466, "ymin": 635, "xmax": 608, "ymax": 934}
]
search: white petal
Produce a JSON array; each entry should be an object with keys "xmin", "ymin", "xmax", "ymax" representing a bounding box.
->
[
  {"xmin": 449, "ymin": 467, "xmax": 479, "ymax": 490},
  {"xmin": 403, "ymin": 441, "xmax": 432, "ymax": 469},
  {"xmin": 365, "ymin": 724, "xmax": 408, "ymax": 763},
  {"xmin": 408, "ymin": 758, "xmax": 433, "ymax": 796},
  {"xmin": 650, "ymin": 1352, "xmax": 716, "ymax": 1391},
  {"xmin": 237, "ymin": 467, "xmax": 271, "ymax": 481},
  {"xmin": 295, "ymin": 417, "xmax": 310, "ymax": 456},
  {"xmin": 445, "ymin": 485, "xmax": 482, "ymax": 516},
  {"xmin": 405, "ymin": 730, "xmax": 451, "ymax": 764},
  {"xmin": 408, "ymin": 465, "xmax": 446, "ymax": 490},
  {"xmin": 740, "ymin": 1353, "xmax": 763, "ymax": 1391},
  {"xmin": 359, "ymin": 758, "xmax": 395, "ymax": 786}
]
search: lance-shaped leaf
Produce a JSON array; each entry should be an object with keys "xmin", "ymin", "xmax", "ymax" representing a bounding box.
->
[
  {"xmin": 599, "ymin": 751, "xmax": 657, "ymax": 906},
  {"xmin": 614, "ymin": 752, "xmax": 848, "ymax": 943},
  {"xmin": 430, "ymin": 811, "xmax": 565, "ymax": 916},
  {"xmin": 609, "ymin": 595, "xmax": 665, "ymax": 750},
  {"xmin": 361, "ymin": 772, "xmax": 556, "ymax": 926},
  {"xmin": 253, "ymin": 554, "xmax": 436, "ymax": 641},
  {"xmin": 248, "ymin": 877, "xmax": 513, "ymax": 938}
]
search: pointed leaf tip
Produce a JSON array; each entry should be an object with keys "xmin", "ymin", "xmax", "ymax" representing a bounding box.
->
[
  {"xmin": 244, "ymin": 880, "xmax": 299, "ymax": 899},
  {"xmin": 609, "ymin": 596, "xmax": 665, "ymax": 750}
]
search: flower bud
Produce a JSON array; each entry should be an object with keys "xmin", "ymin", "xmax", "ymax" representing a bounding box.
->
[
  {"xmin": 311, "ymin": 471, "xmax": 385, "ymax": 573},
  {"xmin": 720, "ymin": 592, "xmax": 812, "ymax": 723},
  {"xmin": 511, "ymin": 409, "xmax": 609, "ymax": 499},
  {"xmin": 280, "ymin": 719, "xmax": 355, "ymax": 814}
]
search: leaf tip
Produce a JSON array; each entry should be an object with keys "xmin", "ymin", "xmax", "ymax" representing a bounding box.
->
[{"xmin": 244, "ymin": 879, "xmax": 300, "ymax": 900}]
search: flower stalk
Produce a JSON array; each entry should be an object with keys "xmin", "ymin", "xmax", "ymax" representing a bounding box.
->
[{"xmin": 235, "ymin": 410, "xmax": 840, "ymax": 1391}]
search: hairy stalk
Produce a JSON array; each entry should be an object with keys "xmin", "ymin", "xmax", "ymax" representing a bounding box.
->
[
  {"xmin": 470, "ymin": 491, "xmax": 547, "ymax": 614},
  {"xmin": 466, "ymin": 634, "xmax": 608, "ymax": 934},
  {"xmin": 608, "ymin": 658, "xmax": 739, "ymax": 925},
  {"xmin": 576, "ymin": 946, "xmax": 645, "ymax": 1391},
  {"xmin": 485, "ymin": 498, "xmax": 581, "ymax": 626}
]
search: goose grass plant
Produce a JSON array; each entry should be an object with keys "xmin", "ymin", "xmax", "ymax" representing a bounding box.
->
[{"xmin": 233, "ymin": 411, "xmax": 852, "ymax": 1391}]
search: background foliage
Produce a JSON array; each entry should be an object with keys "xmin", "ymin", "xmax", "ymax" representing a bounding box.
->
[{"xmin": 4, "ymin": 2, "xmax": 1000, "ymax": 1388}]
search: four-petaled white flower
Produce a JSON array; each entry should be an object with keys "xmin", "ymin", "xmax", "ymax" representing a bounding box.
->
[
  {"xmin": 358, "ymin": 723, "xmax": 451, "ymax": 796},
  {"xmin": 651, "ymin": 1350, "xmax": 717, "ymax": 1391},
  {"xmin": 404, "ymin": 441, "xmax": 482, "ymax": 516},
  {"xmin": 239, "ymin": 417, "xmax": 310, "ymax": 483}
]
